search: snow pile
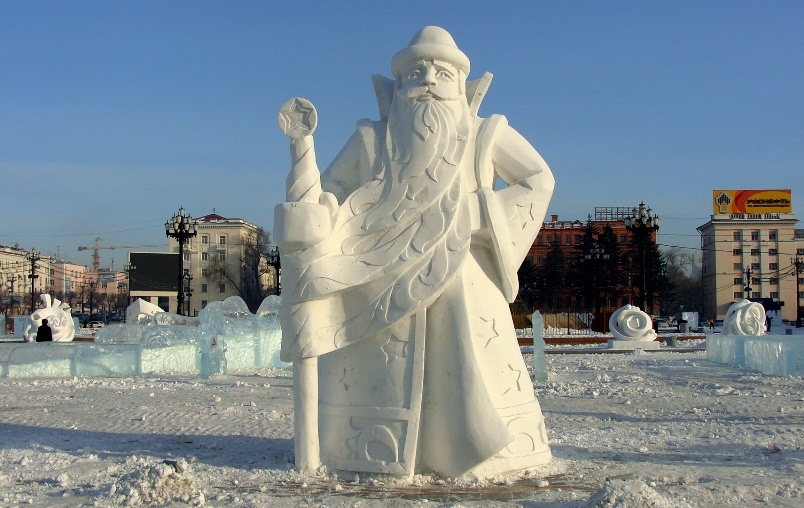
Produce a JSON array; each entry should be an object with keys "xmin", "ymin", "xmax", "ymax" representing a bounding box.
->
[
  {"xmin": 585, "ymin": 478, "xmax": 691, "ymax": 508},
  {"xmin": 103, "ymin": 456, "xmax": 203, "ymax": 506}
]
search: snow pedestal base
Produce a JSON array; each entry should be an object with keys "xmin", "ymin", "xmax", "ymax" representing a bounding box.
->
[
  {"xmin": 707, "ymin": 334, "xmax": 804, "ymax": 376},
  {"xmin": 607, "ymin": 340, "xmax": 660, "ymax": 351}
]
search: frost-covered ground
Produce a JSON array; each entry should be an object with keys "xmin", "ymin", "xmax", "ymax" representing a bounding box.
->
[{"xmin": 1, "ymin": 340, "xmax": 803, "ymax": 507}]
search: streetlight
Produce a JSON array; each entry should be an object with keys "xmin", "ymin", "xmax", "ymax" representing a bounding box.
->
[
  {"xmin": 624, "ymin": 202, "xmax": 661, "ymax": 314},
  {"xmin": 266, "ymin": 246, "xmax": 281, "ymax": 295},
  {"xmin": 124, "ymin": 263, "xmax": 136, "ymax": 309},
  {"xmin": 795, "ymin": 256, "xmax": 803, "ymax": 328},
  {"xmin": 88, "ymin": 279, "xmax": 97, "ymax": 320},
  {"xmin": 584, "ymin": 243, "xmax": 610, "ymax": 322},
  {"xmin": 183, "ymin": 273, "xmax": 194, "ymax": 316},
  {"xmin": 165, "ymin": 207, "xmax": 198, "ymax": 315},
  {"xmin": 27, "ymin": 249, "xmax": 40, "ymax": 313}
]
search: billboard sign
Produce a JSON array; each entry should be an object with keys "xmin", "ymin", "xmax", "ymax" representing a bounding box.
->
[{"xmin": 713, "ymin": 189, "xmax": 792, "ymax": 214}]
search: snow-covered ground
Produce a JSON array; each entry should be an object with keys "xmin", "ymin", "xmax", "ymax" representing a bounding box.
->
[{"xmin": 1, "ymin": 344, "xmax": 803, "ymax": 507}]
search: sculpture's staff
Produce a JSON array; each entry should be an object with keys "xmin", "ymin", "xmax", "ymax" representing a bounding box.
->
[{"xmin": 277, "ymin": 97, "xmax": 322, "ymax": 472}]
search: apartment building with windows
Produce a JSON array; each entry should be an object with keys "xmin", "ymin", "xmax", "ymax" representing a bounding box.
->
[
  {"xmin": 698, "ymin": 190, "xmax": 799, "ymax": 322},
  {"xmin": 166, "ymin": 213, "xmax": 275, "ymax": 315},
  {"xmin": 0, "ymin": 245, "xmax": 52, "ymax": 315}
]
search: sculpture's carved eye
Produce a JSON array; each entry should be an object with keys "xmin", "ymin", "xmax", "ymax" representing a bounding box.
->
[
  {"xmin": 407, "ymin": 69, "xmax": 422, "ymax": 80},
  {"xmin": 436, "ymin": 69, "xmax": 453, "ymax": 81}
]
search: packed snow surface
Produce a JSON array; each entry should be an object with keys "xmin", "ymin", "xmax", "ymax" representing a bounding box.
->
[{"xmin": 0, "ymin": 349, "xmax": 802, "ymax": 507}]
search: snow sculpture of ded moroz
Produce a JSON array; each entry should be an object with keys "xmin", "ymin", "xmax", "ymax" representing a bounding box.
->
[{"xmin": 274, "ymin": 26, "xmax": 555, "ymax": 479}]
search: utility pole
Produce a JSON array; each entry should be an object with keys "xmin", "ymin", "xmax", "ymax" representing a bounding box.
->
[{"xmin": 27, "ymin": 250, "xmax": 40, "ymax": 313}]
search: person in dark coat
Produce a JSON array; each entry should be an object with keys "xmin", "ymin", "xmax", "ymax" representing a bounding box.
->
[{"xmin": 35, "ymin": 319, "xmax": 53, "ymax": 342}]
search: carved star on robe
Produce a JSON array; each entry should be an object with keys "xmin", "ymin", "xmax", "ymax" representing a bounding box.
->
[
  {"xmin": 516, "ymin": 202, "xmax": 536, "ymax": 230},
  {"xmin": 381, "ymin": 334, "xmax": 409, "ymax": 365},
  {"xmin": 502, "ymin": 363, "xmax": 523, "ymax": 395},
  {"xmin": 475, "ymin": 316, "xmax": 500, "ymax": 348}
]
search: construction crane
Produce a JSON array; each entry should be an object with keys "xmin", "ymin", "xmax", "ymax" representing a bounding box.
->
[{"xmin": 78, "ymin": 237, "xmax": 166, "ymax": 271}]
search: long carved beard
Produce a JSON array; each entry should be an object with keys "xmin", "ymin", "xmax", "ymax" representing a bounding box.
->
[{"xmin": 363, "ymin": 91, "xmax": 469, "ymax": 231}]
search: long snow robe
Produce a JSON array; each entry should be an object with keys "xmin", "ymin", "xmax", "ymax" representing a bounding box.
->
[{"xmin": 279, "ymin": 76, "xmax": 554, "ymax": 478}]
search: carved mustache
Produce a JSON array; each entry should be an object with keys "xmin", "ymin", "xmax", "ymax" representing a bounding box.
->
[{"xmin": 404, "ymin": 86, "xmax": 457, "ymax": 101}]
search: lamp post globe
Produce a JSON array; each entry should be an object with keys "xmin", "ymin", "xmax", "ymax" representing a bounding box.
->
[
  {"xmin": 165, "ymin": 207, "xmax": 198, "ymax": 315},
  {"xmin": 624, "ymin": 202, "xmax": 660, "ymax": 315}
]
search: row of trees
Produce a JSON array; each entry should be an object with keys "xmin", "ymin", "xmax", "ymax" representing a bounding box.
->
[{"xmin": 517, "ymin": 220, "xmax": 702, "ymax": 318}]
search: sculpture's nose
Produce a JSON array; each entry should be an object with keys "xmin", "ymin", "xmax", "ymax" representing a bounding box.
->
[{"xmin": 422, "ymin": 66, "xmax": 437, "ymax": 86}]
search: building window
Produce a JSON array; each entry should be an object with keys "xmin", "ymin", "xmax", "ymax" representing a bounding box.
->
[
  {"xmin": 201, "ymin": 283, "xmax": 208, "ymax": 293},
  {"xmin": 201, "ymin": 300, "xmax": 207, "ymax": 308},
  {"xmin": 733, "ymin": 231, "xmax": 742, "ymax": 240},
  {"xmin": 733, "ymin": 277, "xmax": 742, "ymax": 284},
  {"xmin": 219, "ymin": 284, "xmax": 226, "ymax": 293},
  {"xmin": 768, "ymin": 248, "xmax": 777, "ymax": 256},
  {"xmin": 219, "ymin": 235, "xmax": 227, "ymax": 245},
  {"xmin": 733, "ymin": 263, "xmax": 742, "ymax": 270},
  {"xmin": 183, "ymin": 268, "xmax": 189, "ymax": 276},
  {"xmin": 183, "ymin": 252, "xmax": 190, "ymax": 261},
  {"xmin": 798, "ymin": 248, "xmax": 804, "ymax": 255},
  {"xmin": 219, "ymin": 251, "xmax": 226, "ymax": 261},
  {"xmin": 734, "ymin": 291, "xmax": 744, "ymax": 299},
  {"xmin": 770, "ymin": 291, "xmax": 779, "ymax": 299},
  {"xmin": 201, "ymin": 252, "xmax": 208, "ymax": 261},
  {"xmin": 733, "ymin": 249, "xmax": 742, "ymax": 255},
  {"xmin": 537, "ymin": 256, "xmax": 544, "ymax": 266},
  {"xmin": 751, "ymin": 263, "xmax": 760, "ymax": 270},
  {"xmin": 769, "ymin": 263, "xmax": 778, "ymax": 270},
  {"xmin": 751, "ymin": 277, "xmax": 760, "ymax": 286},
  {"xmin": 750, "ymin": 292, "xmax": 759, "ymax": 298},
  {"xmin": 769, "ymin": 277, "xmax": 779, "ymax": 285},
  {"xmin": 750, "ymin": 248, "xmax": 760, "ymax": 255},
  {"xmin": 537, "ymin": 236, "xmax": 542, "ymax": 245},
  {"xmin": 565, "ymin": 235, "xmax": 571, "ymax": 245},
  {"xmin": 751, "ymin": 231, "xmax": 759, "ymax": 240},
  {"xmin": 201, "ymin": 235, "xmax": 209, "ymax": 245},
  {"xmin": 769, "ymin": 230, "xmax": 777, "ymax": 241}
]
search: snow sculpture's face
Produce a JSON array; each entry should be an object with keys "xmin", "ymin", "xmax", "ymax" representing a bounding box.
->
[{"xmin": 397, "ymin": 59, "xmax": 463, "ymax": 104}]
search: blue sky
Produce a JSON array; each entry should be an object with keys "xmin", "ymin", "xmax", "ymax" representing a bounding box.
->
[{"xmin": 2, "ymin": 1, "xmax": 802, "ymax": 270}]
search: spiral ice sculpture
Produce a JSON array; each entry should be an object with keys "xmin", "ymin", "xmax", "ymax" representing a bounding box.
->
[
  {"xmin": 24, "ymin": 294, "xmax": 75, "ymax": 342},
  {"xmin": 608, "ymin": 304, "xmax": 657, "ymax": 341},
  {"xmin": 721, "ymin": 299, "xmax": 765, "ymax": 336}
]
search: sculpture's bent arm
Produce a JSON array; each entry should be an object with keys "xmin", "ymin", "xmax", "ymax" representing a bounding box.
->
[{"xmin": 476, "ymin": 123, "xmax": 555, "ymax": 302}]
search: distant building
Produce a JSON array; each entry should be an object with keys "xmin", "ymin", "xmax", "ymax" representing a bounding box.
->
[
  {"xmin": 697, "ymin": 189, "xmax": 800, "ymax": 322},
  {"xmin": 525, "ymin": 208, "xmax": 658, "ymax": 313},
  {"xmin": 0, "ymin": 245, "xmax": 51, "ymax": 315},
  {"xmin": 157, "ymin": 213, "xmax": 275, "ymax": 315}
]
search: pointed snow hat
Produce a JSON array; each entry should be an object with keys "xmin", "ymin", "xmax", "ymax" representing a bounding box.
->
[{"xmin": 391, "ymin": 26, "xmax": 470, "ymax": 78}]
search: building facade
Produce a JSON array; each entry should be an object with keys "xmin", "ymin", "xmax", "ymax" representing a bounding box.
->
[
  {"xmin": 0, "ymin": 245, "xmax": 52, "ymax": 315},
  {"xmin": 161, "ymin": 213, "xmax": 275, "ymax": 316},
  {"xmin": 698, "ymin": 190, "xmax": 800, "ymax": 322}
]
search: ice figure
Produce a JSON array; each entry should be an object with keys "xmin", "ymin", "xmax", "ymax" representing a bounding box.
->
[
  {"xmin": 609, "ymin": 305, "xmax": 657, "ymax": 341},
  {"xmin": 721, "ymin": 299, "xmax": 765, "ymax": 336},
  {"xmin": 23, "ymin": 294, "xmax": 75, "ymax": 342},
  {"xmin": 532, "ymin": 311, "xmax": 548, "ymax": 382}
]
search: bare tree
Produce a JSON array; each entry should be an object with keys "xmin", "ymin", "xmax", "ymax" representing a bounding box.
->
[{"xmin": 208, "ymin": 227, "xmax": 276, "ymax": 312}]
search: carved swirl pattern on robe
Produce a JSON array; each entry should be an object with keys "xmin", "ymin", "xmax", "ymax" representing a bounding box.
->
[
  {"xmin": 608, "ymin": 304, "xmax": 657, "ymax": 342},
  {"xmin": 722, "ymin": 299, "xmax": 766, "ymax": 336}
]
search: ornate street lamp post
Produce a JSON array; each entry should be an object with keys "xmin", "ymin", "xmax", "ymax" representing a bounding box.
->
[
  {"xmin": 27, "ymin": 249, "xmax": 40, "ymax": 313},
  {"xmin": 584, "ymin": 243, "xmax": 610, "ymax": 317},
  {"xmin": 88, "ymin": 279, "xmax": 97, "ymax": 320},
  {"xmin": 624, "ymin": 202, "xmax": 660, "ymax": 314},
  {"xmin": 124, "ymin": 263, "xmax": 136, "ymax": 309},
  {"xmin": 183, "ymin": 273, "xmax": 194, "ymax": 316},
  {"xmin": 165, "ymin": 207, "xmax": 198, "ymax": 315},
  {"xmin": 793, "ymin": 256, "xmax": 803, "ymax": 328},
  {"xmin": 266, "ymin": 246, "xmax": 281, "ymax": 295}
]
